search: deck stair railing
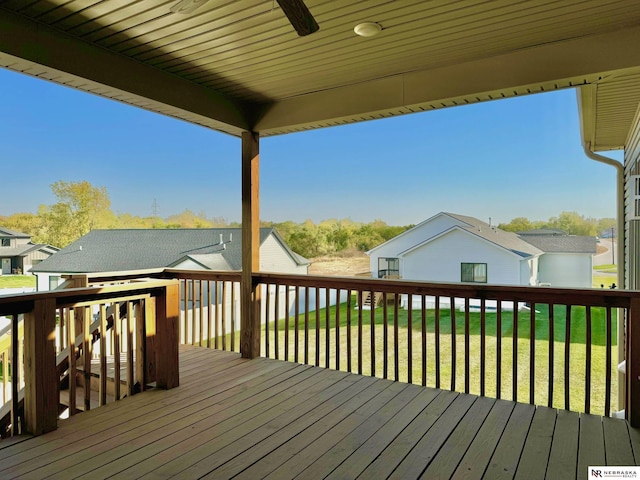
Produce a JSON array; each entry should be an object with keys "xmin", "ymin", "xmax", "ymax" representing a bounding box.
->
[{"xmin": 0, "ymin": 279, "xmax": 180, "ymax": 437}]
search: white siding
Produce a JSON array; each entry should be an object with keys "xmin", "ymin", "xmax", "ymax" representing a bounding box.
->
[
  {"xmin": 401, "ymin": 229, "xmax": 525, "ymax": 285},
  {"xmin": 260, "ymin": 234, "xmax": 307, "ymax": 274},
  {"xmin": 537, "ymin": 253, "xmax": 593, "ymax": 288},
  {"xmin": 625, "ymin": 109, "xmax": 640, "ymax": 289},
  {"xmin": 369, "ymin": 213, "xmax": 465, "ymax": 276}
]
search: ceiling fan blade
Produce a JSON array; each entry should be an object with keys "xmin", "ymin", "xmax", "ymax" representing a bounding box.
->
[{"xmin": 276, "ymin": 0, "xmax": 319, "ymax": 36}]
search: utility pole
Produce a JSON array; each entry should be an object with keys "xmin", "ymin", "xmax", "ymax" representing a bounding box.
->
[{"xmin": 611, "ymin": 226, "xmax": 615, "ymax": 264}]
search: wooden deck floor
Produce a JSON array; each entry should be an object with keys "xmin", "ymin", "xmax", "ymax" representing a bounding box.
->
[{"xmin": 0, "ymin": 345, "xmax": 639, "ymax": 479}]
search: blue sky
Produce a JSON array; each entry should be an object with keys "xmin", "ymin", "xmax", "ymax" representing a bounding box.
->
[{"xmin": 0, "ymin": 67, "xmax": 621, "ymax": 226}]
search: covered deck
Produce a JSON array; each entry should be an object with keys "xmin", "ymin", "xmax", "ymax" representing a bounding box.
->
[{"xmin": 0, "ymin": 345, "xmax": 638, "ymax": 479}]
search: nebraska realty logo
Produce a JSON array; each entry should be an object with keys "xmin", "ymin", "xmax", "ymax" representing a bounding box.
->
[{"xmin": 590, "ymin": 467, "xmax": 640, "ymax": 478}]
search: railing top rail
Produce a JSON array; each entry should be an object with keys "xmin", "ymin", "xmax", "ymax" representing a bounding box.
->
[
  {"xmin": 162, "ymin": 269, "xmax": 242, "ymax": 282},
  {"xmin": 0, "ymin": 279, "xmax": 179, "ymax": 316},
  {"xmin": 253, "ymin": 272, "xmax": 639, "ymax": 308}
]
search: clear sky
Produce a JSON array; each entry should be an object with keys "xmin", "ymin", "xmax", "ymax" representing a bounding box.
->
[{"xmin": 0, "ymin": 67, "xmax": 622, "ymax": 226}]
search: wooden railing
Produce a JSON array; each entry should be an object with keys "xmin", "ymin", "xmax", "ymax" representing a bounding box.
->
[
  {"xmin": 161, "ymin": 270, "xmax": 639, "ymax": 421},
  {"xmin": 253, "ymin": 274, "xmax": 638, "ymax": 418},
  {"xmin": 4, "ymin": 269, "xmax": 638, "ymax": 431},
  {"xmin": 0, "ymin": 279, "xmax": 180, "ymax": 437}
]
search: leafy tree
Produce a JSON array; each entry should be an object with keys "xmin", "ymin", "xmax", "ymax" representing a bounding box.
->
[{"xmin": 39, "ymin": 180, "xmax": 114, "ymax": 247}]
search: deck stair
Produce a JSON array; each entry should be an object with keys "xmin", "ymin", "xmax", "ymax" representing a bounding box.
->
[{"xmin": 0, "ymin": 301, "xmax": 135, "ymax": 433}]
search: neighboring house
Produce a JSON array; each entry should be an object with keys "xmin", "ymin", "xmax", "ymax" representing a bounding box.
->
[
  {"xmin": 0, "ymin": 228, "xmax": 58, "ymax": 275},
  {"xmin": 367, "ymin": 212, "xmax": 543, "ymax": 287},
  {"xmin": 518, "ymin": 230, "xmax": 597, "ymax": 288},
  {"xmin": 31, "ymin": 228, "xmax": 309, "ymax": 291},
  {"xmin": 31, "ymin": 228, "xmax": 311, "ymax": 339}
]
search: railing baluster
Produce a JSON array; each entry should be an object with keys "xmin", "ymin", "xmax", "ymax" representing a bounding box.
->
[
  {"xmin": 383, "ymin": 292, "xmax": 388, "ymax": 380},
  {"xmin": 585, "ymin": 306, "xmax": 592, "ymax": 414},
  {"xmin": 565, "ymin": 306, "xmax": 571, "ymax": 410},
  {"xmin": 221, "ymin": 281, "xmax": 227, "ymax": 351},
  {"xmin": 335, "ymin": 288, "xmax": 340, "ymax": 371},
  {"xmin": 67, "ymin": 308, "xmax": 77, "ymax": 415},
  {"xmin": 324, "ymin": 287, "xmax": 328, "ymax": 369},
  {"xmin": 304, "ymin": 286, "xmax": 309, "ymax": 365},
  {"xmin": 435, "ymin": 296, "xmax": 441, "ymax": 389},
  {"xmin": 11, "ymin": 314, "xmax": 20, "ymax": 435},
  {"xmin": 512, "ymin": 306, "xmax": 518, "ymax": 402},
  {"xmin": 135, "ymin": 300, "xmax": 146, "ymax": 393},
  {"xmin": 371, "ymin": 290, "xmax": 376, "ymax": 378},
  {"xmin": 464, "ymin": 297, "xmax": 470, "ymax": 394},
  {"xmin": 530, "ymin": 302, "xmax": 535, "ymax": 405},
  {"xmin": 181, "ymin": 280, "xmax": 187, "ymax": 344},
  {"xmin": 199, "ymin": 280, "xmax": 204, "ymax": 348},
  {"xmin": 207, "ymin": 281, "xmax": 212, "ymax": 349},
  {"xmin": 99, "ymin": 305, "xmax": 107, "ymax": 406},
  {"xmin": 548, "ymin": 304, "xmax": 554, "ymax": 408},
  {"xmin": 231, "ymin": 281, "xmax": 236, "ymax": 352},
  {"xmin": 274, "ymin": 283, "xmax": 280, "ymax": 360},
  {"xmin": 496, "ymin": 300, "xmax": 502, "ymax": 399},
  {"xmin": 2, "ymin": 351, "xmax": 7, "ymax": 406},
  {"xmin": 347, "ymin": 291, "xmax": 352, "ymax": 373},
  {"xmin": 294, "ymin": 286, "xmax": 300, "ymax": 363},
  {"xmin": 190, "ymin": 280, "xmax": 196, "ymax": 345},
  {"xmin": 315, "ymin": 288, "xmax": 320, "ymax": 367},
  {"xmin": 265, "ymin": 283, "xmax": 271, "ymax": 359},
  {"xmin": 480, "ymin": 298, "xmax": 486, "ymax": 397},
  {"xmin": 407, "ymin": 294, "xmax": 412, "ymax": 384},
  {"xmin": 605, "ymin": 306, "xmax": 612, "ymax": 416},
  {"xmin": 285, "ymin": 285, "xmax": 290, "ymax": 362},
  {"xmin": 422, "ymin": 295, "xmax": 427, "ymax": 387},
  {"xmin": 394, "ymin": 294, "xmax": 399, "ymax": 382},
  {"xmin": 127, "ymin": 301, "xmax": 135, "ymax": 399},
  {"xmin": 357, "ymin": 290, "xmax": 363, "ymax": 375},
  {"xmin": 450, "ymin": 297, "xmax": 456, "ymax": 392},
  {"xmin": 113, "ymin": 303, "xmax": 121, "ymax": 401},
  {"xmin": 84, "ymin": 306, "xmax": 92, "ymax": 411}
]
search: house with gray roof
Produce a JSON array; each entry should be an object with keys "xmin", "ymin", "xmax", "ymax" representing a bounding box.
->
[
  {"xmin": 367, "ymin": 212, "xmax": 596, "ymax": 290},
  {"xmin": 0, "ymin": 228, "xmax": 58, "ymax": 275},
  {"xmin": 32, "ymin": 228, "xmax": 309, "ymax": 291},
  {"xmin": 518, "ymin": 230, "xmax": 597, "ymax": 288}
]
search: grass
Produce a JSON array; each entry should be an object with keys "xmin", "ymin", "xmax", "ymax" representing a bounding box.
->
[
  {"xmin": 255, "ymin": 300, "xmax": 619, "ymax": 416},
  {"xmin": 0, "ymin": 275, "xmax": 36, "ymax": 288},
  {"xmin": 594, "ymin": 264, "xmax": 617, "ymax": 272}
]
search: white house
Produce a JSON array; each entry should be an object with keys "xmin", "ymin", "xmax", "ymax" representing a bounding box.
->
[
  {"xmin": 517, "ymin": 229, "xmax": 597, "ymax": 288},
  {"xmin": 0, "ymin": 228, "xmax": 58, "ymax": 275},
  {"xmin": 368, "ymin": 213, "xmax": 543, "ymax": 287}
]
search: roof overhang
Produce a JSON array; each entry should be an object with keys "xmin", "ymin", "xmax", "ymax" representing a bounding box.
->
[{"xmin": 1, "ymin": 2, "xmax": 640, "ymax": 141}]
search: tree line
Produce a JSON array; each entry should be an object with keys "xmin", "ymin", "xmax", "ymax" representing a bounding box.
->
[
  {"xmin": 497, "ymin": 212, "xmax": 615, "ymax": 237},
  {"xmin": 0, "ymin": 180, "xmax": 616, "ymax": 258}
]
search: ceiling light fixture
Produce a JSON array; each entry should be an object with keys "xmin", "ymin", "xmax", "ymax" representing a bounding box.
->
[
  {"xmin": 354, "ymin": 22, "xmax": 382, "ymax": 37},
  {"xmin": 170, "ymin": 0, "xmax": 209, "ymax": 15}
]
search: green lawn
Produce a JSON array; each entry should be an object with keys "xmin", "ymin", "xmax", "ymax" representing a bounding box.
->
[
  {"xmin": 0, "ymin": 275, "xmax": 36, "ymax": 288},
  {"xmin": 258, "ymin": 300, "xmax": 619, "ymax": 416}
]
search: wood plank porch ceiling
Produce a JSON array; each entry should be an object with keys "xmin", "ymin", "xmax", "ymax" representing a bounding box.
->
[
  {"xmin": 0, "ymin": 0, "xmax": 640, "ymax": 145},
  {"xmin": 0, "ymin": 345, "xmax": 638, "ymax": 478}
]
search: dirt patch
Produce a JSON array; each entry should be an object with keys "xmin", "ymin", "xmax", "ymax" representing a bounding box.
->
[{"xmin": 308, "ymin": 252, "xmax": 371, "ymax": 277}]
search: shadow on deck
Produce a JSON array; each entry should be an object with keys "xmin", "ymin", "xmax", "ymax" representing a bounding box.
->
[{"xmin": 0, "ymin": 345, "xmax": 638, "ymax": 479}]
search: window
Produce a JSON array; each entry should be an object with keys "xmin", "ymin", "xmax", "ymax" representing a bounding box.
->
[
  {"xmin": 1, "ymin": 238, "xmax": 9, "ymax": 247},
  {"xmin": 49, "ymin": 276, "xmax": 61, "ymax": 291},
  {"xmin": 461, "ymin": 263, "xmax": 487, "ymax": 283},
  {"xmin": 378, "ymin": 257, "xmax": 399, "ymax": 278}
]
